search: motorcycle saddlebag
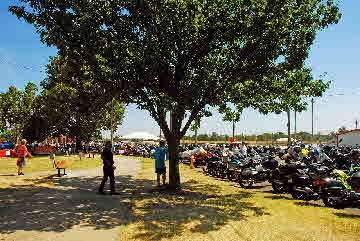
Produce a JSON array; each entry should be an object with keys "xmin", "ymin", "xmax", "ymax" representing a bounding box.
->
[
  {"xmin": 278, "ymin": 164, "xmax": 298, "ymax": 175},
  {"xmin": 323, "ymin": 180, "xmax": 345, "ymax": 193},
  {"xmin": 348, "ymin": 171, "xmax": 360, "ymax": 188},
  {"xmin": 228, "ymin": 161, "xmax": 239, "ymax": 170},
  {"xmin": 262, "ymin": 159, "xmax": 278, "ymax": 170},
  {"xmin": 242, "ymin": 168, "xmax": 258, "ymax": 177}
]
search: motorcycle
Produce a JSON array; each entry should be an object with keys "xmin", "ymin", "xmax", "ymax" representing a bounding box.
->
[
  {"xmin": 226, "ymin": 155, "xmax": 245, "ymax": 181},
  {"xmin": 271, "ymin": 162, "xmax": 308, "ymax": 193},
  {"xmin": 321, "ymin": 169, "xmax": 360, "ymax": 209},
  {"xmin": 288, "ymin": 164, "xmax": 335, "ymax": 201},
  {"xmin": 203, "ymin": 155, "xmax": 220, "ymax": 175},
  {"xmin": 236, "ymin": 157, "xmax": 278, "ymax": 188}
]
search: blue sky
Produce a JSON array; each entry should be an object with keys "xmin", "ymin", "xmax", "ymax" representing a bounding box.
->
[{"xmin": 0, "ymin": 1, "xmax": 359, "ymax": 137}]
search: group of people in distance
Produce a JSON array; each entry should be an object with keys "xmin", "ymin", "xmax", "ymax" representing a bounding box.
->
[{"xmin": 11, "ymin": 138, "xmax": 168, "ymax": 193}]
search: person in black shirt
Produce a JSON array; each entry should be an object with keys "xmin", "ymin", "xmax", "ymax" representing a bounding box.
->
[{"xmin": 98, "ymin": 141, "xmax": 119, "ymax": 195}]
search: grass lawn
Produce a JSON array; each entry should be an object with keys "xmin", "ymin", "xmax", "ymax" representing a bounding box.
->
[
  {"xmin": 118, "ymin": 157, "xmax": 359, "ymax": 241},
  {"xmin": 0, "ymin": 156, "xmax": 358, "ymax": 241},
  {"xmin": 0, "ymin": 154, "xmax": 103, "ymax": 175}
]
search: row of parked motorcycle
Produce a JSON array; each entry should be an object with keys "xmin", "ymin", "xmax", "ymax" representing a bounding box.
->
[
  {"xmin": 115, "ymin": 145, "xmax": 156, "ymax": 158},
  {"xmin": 188, "ymin": 145, "xmax": 360, "ymax": 209}
]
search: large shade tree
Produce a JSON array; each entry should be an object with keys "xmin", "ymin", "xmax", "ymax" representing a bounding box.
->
[
  {"xmin": 10, "ymin": 0, "xmax": 341, "ymax": 188},
  {"xmin": 0, "ymin": 83, "xmax": 38, "ymax": 143}
]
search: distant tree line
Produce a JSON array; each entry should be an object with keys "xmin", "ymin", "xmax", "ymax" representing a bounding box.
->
[{"xmin": 0, "ymin": 82, "xmax": 126, "ymax": 143}]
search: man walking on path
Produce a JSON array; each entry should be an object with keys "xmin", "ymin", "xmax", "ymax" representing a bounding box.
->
[
  {"xmin": 98, "ymin": 141, "xmax": 120, "ymax": 195},
  {"xmin": 154, "ymin": 140, "xmax": 168, "ymax": 187}
]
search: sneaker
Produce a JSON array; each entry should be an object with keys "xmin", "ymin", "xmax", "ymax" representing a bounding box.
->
[{"xmin": 20, "ymin": 173, "xmax": 24, "ymax": 175}]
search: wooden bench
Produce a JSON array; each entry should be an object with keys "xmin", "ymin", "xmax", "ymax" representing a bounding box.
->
[{"xmin": 51, "ymin": 154, "xmax": 74, "ymax": 177}]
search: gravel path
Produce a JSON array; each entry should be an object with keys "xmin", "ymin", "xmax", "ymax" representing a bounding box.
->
[{"xmin": 0, "ymin": 157, "xmax": 142, "ymax": 241}]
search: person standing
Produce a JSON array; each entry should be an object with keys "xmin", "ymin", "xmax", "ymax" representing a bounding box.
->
[
  {"xmin": 154, "ymin": 140, "xmax": 168, "ymax": 187},
  {"xmin": 16, "ymin": 139, "xmax": 33, "ymax": 175},
  {"xmin": 98, "ymin": 141, "xmax": 119, "ymax": 195},
  {"xmin": 240, "ymin": 142, "xmax": 247, "ymax": 156}
]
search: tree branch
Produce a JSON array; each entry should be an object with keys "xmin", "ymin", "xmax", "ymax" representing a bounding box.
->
[{"xmin": 180, "ymin": 102, "xmax": 205, "ymax": 137}]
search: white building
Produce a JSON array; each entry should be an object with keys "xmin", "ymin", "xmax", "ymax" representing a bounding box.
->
[{"xmin": 336, "ymin": 129, "xmax": 360, "ymax": 147}]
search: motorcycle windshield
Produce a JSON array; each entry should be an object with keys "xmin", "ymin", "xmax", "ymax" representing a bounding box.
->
[{"xmin": 312, "ymin": 145, "xmax": 331, "ymax": 163}]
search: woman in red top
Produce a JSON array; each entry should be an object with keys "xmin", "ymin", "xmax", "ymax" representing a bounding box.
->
[{"xmin": 16, "ymin": 139, "xmax": 33, "ymax": 175}]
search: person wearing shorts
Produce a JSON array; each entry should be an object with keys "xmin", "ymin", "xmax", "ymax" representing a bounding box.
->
[
  {"xmin": 154, "ymin": 140, "xmax": 168, "ymax": 187},
  {"xmin": 16, "ymin": 139, "xmax": 33, "ymax": 175}
]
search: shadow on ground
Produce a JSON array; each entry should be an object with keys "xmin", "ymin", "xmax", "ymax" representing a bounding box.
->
[
  {"xmin": 295, "ymin": 201, "xmax": 324, "ymax": 208},
  {"xmin": 334, "ymin": 212, "xmax": 360, "ymax": 219},
  {"xmin": 0, "ymin": 174, "xmax": 270, "ymax": 240},
  {"xmin": 263, "ymin": 195, "xmax": 294, "ymax": 200}
]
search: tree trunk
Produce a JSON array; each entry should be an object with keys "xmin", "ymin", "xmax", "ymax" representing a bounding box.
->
[
  {"xmin": 164, "ymin": 111, "xmax": 181, "ymax": 189},
  {"xmin": 15, "ymin": 127, "xmax": 20, "ymax": 144},
  {"xmin": 167, "ymin": 136, "xmax": 181, "ymax": 189}
]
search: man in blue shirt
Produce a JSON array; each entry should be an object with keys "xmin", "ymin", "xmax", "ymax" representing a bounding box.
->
[{"xmin": 154, "ymin": 140, "xmax": 168, "ymax": 187}]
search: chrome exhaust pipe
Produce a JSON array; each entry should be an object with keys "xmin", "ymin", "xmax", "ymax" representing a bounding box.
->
[{"xmin": 295, "ymin": 187, "xmax": 314, "ymax": 194}]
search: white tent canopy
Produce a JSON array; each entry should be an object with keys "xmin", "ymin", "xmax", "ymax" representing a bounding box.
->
[
  {"xmin": 276, "ymin": 138, "xmax": 297, "ymax": 142},
  {"xmin": 120, "ymin": 132, "xmax": 160, "ymax": 140}
]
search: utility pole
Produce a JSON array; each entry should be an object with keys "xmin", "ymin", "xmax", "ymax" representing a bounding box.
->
[
  {"xmin": 110, "ymin": 98, "xmax": 114, "ymax": 145},
  {"xmin": 232, "ymin": 119, "xmax": 235, "ymax": 140},
  {"xmin": 287, "ymin": 108, "xmax": 291, "ymax": 147},
  {"xmin": 311, "ymin": 98, "xmax": 314, "ymax": 138},
  {"xmin": 294, "ymin": 110, "xmax": 297, "ymax": 140}
]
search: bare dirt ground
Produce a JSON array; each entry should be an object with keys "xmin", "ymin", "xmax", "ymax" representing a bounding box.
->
[{"xmin": 0, "ymin": 157, "xmax": 141, "ymax": 241}]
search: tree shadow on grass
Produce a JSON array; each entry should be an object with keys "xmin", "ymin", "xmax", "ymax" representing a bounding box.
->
[
  {"xmin": 0, "ymin": 175, "xmax": 139, "ymax": 235},
  {"xmin": 131, "ymin": 180, "xmax": 270, "ymax": 240},
  {"xmin": 295, "ymin": 202, "xmax": 324, "ymax": 208},
  {"xmin": 333, "ymin": 213, "xmax": 360, "ymax": 219},
  {"xmin": 243, "ymin": 185, "xmax": 269, "ymax": 190},
  {"xmin": 261, "ymin": 190, "xmax": 277, "ymax": 194},
  {"xmin": 263, "ymin": 195, "xmax": 294, "ymax": 200},
  {"xmin": 0, "ymin": 174, "xmax": 270, "ymax": 240}
]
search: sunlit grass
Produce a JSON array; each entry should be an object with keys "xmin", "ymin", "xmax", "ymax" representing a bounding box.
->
[
  {"xmin": 0, "ymin": 155, "xmax": 103, "ymax": 175},
  {"xmin": 0, "ymin": 155, "xmax": 358, "ymax": 241},
  {"xmin": 118, "ymin": 156, "xmax": 359, "ymax": 241}
]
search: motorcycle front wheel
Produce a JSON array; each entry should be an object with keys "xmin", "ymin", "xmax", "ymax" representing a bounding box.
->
[
  {"xmin": 227, "ymin": 171, "xmax": 236, "ymax": 182},
  {"xmin": 218, "ymin": 169, "xmax": 227, "ymax": 179},
  {"xmin": 238, "ymin": 177, "xmax": 254, "ymax": 188},
  {"xmin": 271, "ymin": 179, "xmax": 287, "ymax": 193},
  {"xmin": 289, "ymin": 184, "xmax": 307, "ymax": 200},
  {"xmin": 202, "ymin": 164, "xmax": 208, "ymax": 173},
  {"xmin": 322, "ymin": 194, "xmax": 343, "ymax": 209}
]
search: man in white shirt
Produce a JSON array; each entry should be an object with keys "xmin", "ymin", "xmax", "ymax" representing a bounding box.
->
[{"xmin": 240, "ymin": 142, "xmax": 247, "ymax": 156}]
